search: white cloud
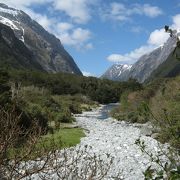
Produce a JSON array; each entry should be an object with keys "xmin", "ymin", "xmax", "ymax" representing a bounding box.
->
[
  {"xmin": 82, "ymin": 71, "xmax": 94, "ymax": 77},
  {"xmin": 107, "ymin": 45, "xmax": 154, "ymax": 63},
  {"xmin": 107, "ymin": 29, "xmax": 169, "ymax": 63},
  {"xmin": 172, "ymin": 14, "xmax": 180, "ymax": 29},
  {"xmin": 138, "ymin": 4, "xmax": 163, "ymax": 18},
  {"xmin": 85, "ymin": 43, "xmax": 93, "ymax": 50},
  {"xmin": 148, "ymin": 29, "xmax": 169, "ymax": 46},
  {"xmin": 72, "ymin": 28, "xmax": 91, "ymax": 42},
  {"xmin": 1, "ymin": 0, "xmax": 96, "ymax": 24},
  {"xmin": 56, "ymin": 27, "xmax": 92, "ymax": 49},
  {"xmin": 57, "ymin": 22, "xmax": 74, "ymax": 33},
  {"xmin": 52, "ymin": 0, "xmax": 97, "ymax": 24},
  {"xmin": 23, "ymin": 8, "xmax": 55, "ymax": 31},
  {"xmin": 0, "ymin": 0, "xmax": 51, "ymax": 9},
  {"xmin": 24, "ymin": 8, "xmax": 93, "ymax": 50},
  {"xmin": 107, "ymin": 13, "xmax": 180, "ymax": 63},
  {"xmin": 147, "ymin": 14, "xmax": 180, "ymax": 48},
  {"xmin": 101, "ymin": 3, "xmax": 163, "ymax": 23}
]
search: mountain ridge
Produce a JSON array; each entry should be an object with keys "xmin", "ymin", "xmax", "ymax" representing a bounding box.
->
[
  {"xmin": 0, "ymin": 3, "xmax": 82, "ymax": 75},
  {"xmin": 102, "ymin": 31, "xmax": 179, "ymax": 82}
]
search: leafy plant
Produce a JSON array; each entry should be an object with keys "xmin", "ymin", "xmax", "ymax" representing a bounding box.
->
[{"xmin": 135, "ymin": 138, "xmax": 180, "ymax": 179}]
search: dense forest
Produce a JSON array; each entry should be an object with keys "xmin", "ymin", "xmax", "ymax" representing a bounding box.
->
[{"xmin": 0, "ymin": 68, "xmax": 142, "ymax": 132}]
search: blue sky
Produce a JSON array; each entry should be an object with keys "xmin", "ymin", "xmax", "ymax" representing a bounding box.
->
[{"xmin": 2, "ymin": 0, "xmax": 180, "ymax": 76}]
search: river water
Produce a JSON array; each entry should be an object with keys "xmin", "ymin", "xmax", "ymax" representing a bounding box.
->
[{"xmin": 94, "ymin": 103, "xmax": 119, "ymax": 120}]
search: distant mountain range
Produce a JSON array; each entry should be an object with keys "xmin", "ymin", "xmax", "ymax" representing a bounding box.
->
[
  {"xmin": 102, "ymin": 31, "xmax": 180, "ymax": 83},
  {"xmin": 0, "ymin": 3, "xmax": 82, "ymax": 75}
]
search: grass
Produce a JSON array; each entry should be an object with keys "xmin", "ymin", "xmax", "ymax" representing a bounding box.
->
[
  {"xmin": 39, "ymin": 127, "xmax": 85, "ymax": 149},
  {"xmin": 8, "ymin": 127, "xmax": 85, "ymax": 160}
]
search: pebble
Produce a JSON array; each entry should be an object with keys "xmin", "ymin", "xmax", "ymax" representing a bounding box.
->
[{"xmin": 75, "ymin": 106, "xmax": 169, "ymax": 179}]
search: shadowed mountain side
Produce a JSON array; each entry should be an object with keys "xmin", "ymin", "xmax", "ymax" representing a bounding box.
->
[
  {"xmin": 146, "ymin": 48, "xmax": 180, "ymax": 82},
  {"xmin": 0, "ymin": 23, "xmax": 44, "ymax": 71}
]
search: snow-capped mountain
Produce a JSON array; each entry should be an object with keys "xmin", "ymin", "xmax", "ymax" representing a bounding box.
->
[
  {"xmin": 102, "ymin": 30, "xmax": 180, "ymax": 83},
  {"xmin": 128, "ymin": 33, "xmax": 178, "ymax": 83},
  {"xmin": 0, "ymin": 3, "xmax": 82, "ymax": 75},
  {"xmin": 101, "ymin": 64, "xmax": 132, "ymax": 81}
]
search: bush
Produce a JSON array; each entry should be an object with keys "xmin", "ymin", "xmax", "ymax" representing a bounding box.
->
[{"xmin": 0, "ymin": 69, "xmax": 11, "ymax": 106}]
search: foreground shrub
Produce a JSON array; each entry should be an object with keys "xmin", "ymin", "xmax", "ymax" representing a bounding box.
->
[{"xmin": 0, "ymin": 107, "xmax": 121, "ymax": 180}]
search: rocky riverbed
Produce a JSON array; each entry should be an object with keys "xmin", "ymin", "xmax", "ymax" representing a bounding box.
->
[
  {"xmin": 74, "ymin": 105, "xmax": 169, "ymax": 179},
  {"xmin": 27, "ymin": 105, "xmax": 170, "ymax": 180}
]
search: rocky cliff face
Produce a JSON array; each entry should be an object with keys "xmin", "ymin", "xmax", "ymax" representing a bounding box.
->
[
  {"xmin": 0, "ymin": 23, "xmax": 44, "ymax": 70},
  {"xmin": 0, "ymin": 3, "xmax": 82, "ymax": 75}
]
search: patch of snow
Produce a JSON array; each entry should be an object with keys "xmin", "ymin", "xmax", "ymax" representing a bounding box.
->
[
  {"xmin": 0, "ymin": 7, "xmax": 19, "ymax": 16},
  {"xmin": 19, "ymin": 27, "xmax": 25, "ymax": 42},
  {"xmin": 118, "ymin": 70, "xmax": 122, "ymax": 76},
  {"xmin": 0, "ymin": 15, "xmax": 19, "ymax": 30}
]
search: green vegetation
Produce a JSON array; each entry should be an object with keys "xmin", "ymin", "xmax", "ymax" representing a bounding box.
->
[
  {"xmin": 112, "ymin": 76, "xmax": 180, "ymax": 149},
  {"xmin": 0, "ymin": 68, "xmax": 141, "ymax": 154},
  {"xmin": 10, "ymin": 69, "xmax": 142, "ymax": 104},
  {"xmin": 147, "ymin": 48, "xmax": 180, "ymax": 82},
  {"xmin": 0, "ymin": 69, "xmax": 11, "ymax": 106},
  {"xmin": 39, "ymin": 128, "xmax": 85, "ymax": 150},
  {"xmin": 9, "ymin": 127, "xmax": 85, "ymax": 159}
]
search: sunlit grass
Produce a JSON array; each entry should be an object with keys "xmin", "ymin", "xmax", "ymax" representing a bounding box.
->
[{"xmin": 40, "ymin": 128, "xmax": 85, "ymax": 149}]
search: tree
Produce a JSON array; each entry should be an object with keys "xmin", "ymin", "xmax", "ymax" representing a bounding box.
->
[
  {"xmin": 0, "ymin": 69, "xmax": 11, "ymax": 107},
  {"xmin": 0, "ymin": 107, "xmax": 121, "ymax": 179}
]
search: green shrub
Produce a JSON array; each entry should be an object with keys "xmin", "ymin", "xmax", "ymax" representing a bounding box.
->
[{"xmin": 0, "ymin": 69, "xmax": 11, "ymax": 106}]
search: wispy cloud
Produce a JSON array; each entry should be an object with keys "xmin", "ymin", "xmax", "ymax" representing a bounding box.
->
[
  {"xmin": 56, "ymin": 27, "xmax": 92, "ymax": 50},
  {"xmin": 107, "ymin": 45, "xmax": 154, "ymax": 63},
  {"xmin": 0, "ymin": 0, "xmax": 51, "ymax": 8},
  {"xmin": 52, "ymin": 0, "xmax": 97, "ymax": 24},
  {"xmin": 101, "ymin": 3, "xmax": 163, "ymax": 23},
  {"xmin": 130, "ymin": 26, "xmax": 144, "ymax": 33},
  {"xmin": 172, "ymin": 14, "xmax": 180, "ymax": 29}
]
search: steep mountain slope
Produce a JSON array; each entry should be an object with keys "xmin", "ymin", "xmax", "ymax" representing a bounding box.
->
[
  {"xmin": 128, "ymin": 35, "xmax": 177, "ymax": 83},
  {"xmin": 0, "ymin": 3, "xmax": 82, "ymax": 75},
  {"xmin": 147, "ymin": 48, "xmax": 180, "ymax": 82},
  {"xmin": 0, "ymin": 23, "xmax": 43, "ymax": 71},
  {"xmin": 126, "ymin": 47, "xmax": 162, "ymax": 82},
  {"xmin": 101, "ymin": 64, "xmax": 132, "ymax": 81},
  {"xmin": 102, "ymin": 31, "xmax": 179, "ymax": 83}
]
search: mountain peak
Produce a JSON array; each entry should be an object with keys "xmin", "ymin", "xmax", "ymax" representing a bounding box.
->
[
  {"xmin": 101, "ymin": 64, "xmax": 132, "ymax": 81},
  {"xmin": 0, "ymin": 3, "xmax": 82, "ymax": 75}
]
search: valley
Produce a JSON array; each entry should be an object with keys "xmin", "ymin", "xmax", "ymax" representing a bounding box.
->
[{"xmin": 0, "ymin": 2, "xmax": 179, "ymax": 180}]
